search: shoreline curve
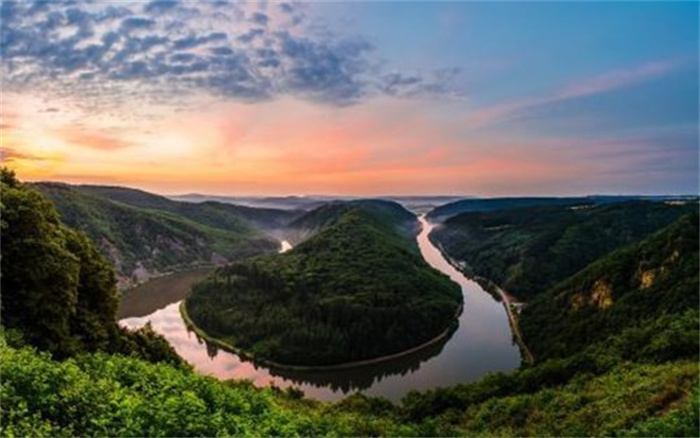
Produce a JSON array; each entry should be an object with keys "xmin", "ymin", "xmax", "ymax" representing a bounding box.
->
[{"xmin": 180, "ymin": 300, "xmax": 463, "ymax": 372}]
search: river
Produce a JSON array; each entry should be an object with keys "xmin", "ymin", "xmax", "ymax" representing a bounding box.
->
[{"xmin": 119, "ymin": 218, "xmax": 520, "ymax": 401}]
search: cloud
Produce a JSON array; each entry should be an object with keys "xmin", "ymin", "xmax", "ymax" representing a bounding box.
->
[
  {"xmin": 0, "ymin": 0, "xmax": 463, "ymax": 108},
  {"xmin": 120, "ymin": 17, "xmax": 156, "ymax": 31},
  {"xmin": 0, "ymin": 147, "xmax": 41, "ymax": 162},
  {"xmin": 237, "ymin": 28, "xmax": 264, "ymax": 43},
  {"xmin": 466, "ymin": 60, "xmax": 678, "ymax": 129},
  {"xmin": 143, "ymin": 1, "xmax": 179, "ymax": 14},
  {"xmin": 557, "ymin": 61, "xmax": 675, "ymax": 100},
  {"xmin": 381, "ymin": 68, "xmax": 465, "ymax": 99},
  {"xmin": 279, "ymin": 3, "xmax": 294, "ymax": 14},
  {"xmin": 275, "ymin": 30, "xmax": 375, "ymax": 104},
  {"xmin": 59, "ymin": 128, "xmax": 132, "ymax": 151},
  {"xmin": 173, "ymin": 32, "xmax": 227, "ymax": 50},
  {"xmin": 250, "ymin": 12, "xmax": 269, "ymax": 26}
]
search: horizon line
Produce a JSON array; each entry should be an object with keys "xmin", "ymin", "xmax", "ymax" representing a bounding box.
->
[{"xmin": 26, "ymin": 179, "xmax": 699, "ymax": 200}]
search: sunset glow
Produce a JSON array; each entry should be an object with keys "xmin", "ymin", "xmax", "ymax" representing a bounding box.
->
[{"xmin": 1, "ymin": 1, "xmax": 698, "ymax": 196}]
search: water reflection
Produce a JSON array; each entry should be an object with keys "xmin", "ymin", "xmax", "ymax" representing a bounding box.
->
[
  {"xmin": 117, "ymin": 268, "xmax": 213, "ymax": 319},
  {"xmin": 118, "ymin": 215, "xmax": 521, "ymax": 401},
  {"xmin": 264, "ymin": 325, "xmax": 457, "ymax": 393}
]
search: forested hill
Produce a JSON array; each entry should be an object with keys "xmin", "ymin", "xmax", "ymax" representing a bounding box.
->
[
  {"xmin": 34, "ymin": 182, "xmax": 281, "ymax": 289},
  {"xmin": 185, "ymin": 202, "xmax": 462, "ymax": 366},
  {"xmin": 429, "ymin": 201, "xmax": 697, "ymax": 300},
  {"xmin": 520, "ymin": 212, "xmax": 699, "ymax": 361},
  {"xmin": 73, "ymin": 184, "xmax": 301, "ymax": 231},
  {"xmin": 427, "ymin": 197, "xmax": 591, "ymax": 222},
  {"xmin": 285, "ymin": 199, "xmax": 418, "ymax": 245},
  {"xmin": 427, "ymin": 195, "xmax": 696, "ymax": 222}
]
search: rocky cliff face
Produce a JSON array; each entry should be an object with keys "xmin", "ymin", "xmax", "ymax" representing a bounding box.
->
[{"xmin": 34, "ymin": 183, "xmax": 280, "ymax": 290}]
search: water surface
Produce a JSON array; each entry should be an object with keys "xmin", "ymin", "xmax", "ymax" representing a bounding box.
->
[{"xmin": 119, "ymin": 216, "xmax": 521, "ymax": 401}]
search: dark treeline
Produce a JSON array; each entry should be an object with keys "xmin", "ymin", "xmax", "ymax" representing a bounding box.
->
[{"xmin": 430, "ymin": 201, "xmax": 698, "ymax": 300}]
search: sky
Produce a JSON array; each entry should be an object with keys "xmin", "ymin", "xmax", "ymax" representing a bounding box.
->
[{"xmin": 1, "ymin": 0, "xmax": 698, "ymax": 196}]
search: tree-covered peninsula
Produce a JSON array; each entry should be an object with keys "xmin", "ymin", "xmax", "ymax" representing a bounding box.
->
[{"xmin": 184, "ymin": 202, "xmax": 463, "ymax": 366}]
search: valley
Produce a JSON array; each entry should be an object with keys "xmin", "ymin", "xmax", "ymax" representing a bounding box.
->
[
  {"xmin": 2, "ymin": 170, "xmax": 697, "ymax": 436},
  {"xmin": 118, "ymin": 214, "xmax": 520, "ymax": 401}
]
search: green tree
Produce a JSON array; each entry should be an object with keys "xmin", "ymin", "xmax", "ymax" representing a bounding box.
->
[{"xmin": 1, "ymin": 169, "xmax": 81, "ymax": 356}]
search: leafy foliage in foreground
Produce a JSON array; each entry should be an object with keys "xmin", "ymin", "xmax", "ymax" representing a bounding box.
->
[
  {"xmin": 1, "ymin": 168, "xmax": 180, "ymax": 363},
  {"xmin": 430, "ymin": 201, "xmax": 697, "ymax": 299},
  {"xmin": 34, "ymin": 182, "xmax": 280, "ymax": 288},
  {"xmin": 186, "ymin": 204, "xmax": 462, "ymax": 366},
  {"xmin": 0, "ymin": 335, "xmax": 408, "ymax": 438},
  {"xmin": 1, "ymin": 330, "xmax": 697, "ymax": 437}
]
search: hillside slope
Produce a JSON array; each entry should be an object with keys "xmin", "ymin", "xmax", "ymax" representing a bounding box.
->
[
  {"xmin": 285, "ymin": 199, "xmax": 418, "ymax": 245},
  {"xmin": 520, "ymin": 213, "xmax": 699, "ymax": 361},
  {"xmin": 427, "ymin": 195, "xmax": 695, "ymax": 222},
  {"xmin": 35, "ymin": 183, "xmax": 279, "ymax": 289},
  {"xmin": 427, "ymin": 197, "xmax": 591, "ymax": 222},
  {"xmin": 76, "ymin": 185, "xmax": 301, "ymax": 232},
  {"xmin": 185, "ymin": 202, "xmax": 462, "ymax": 366},
  {"xmin": 429, "ymin": 201, "xmax": 697, "ymax": 300}
]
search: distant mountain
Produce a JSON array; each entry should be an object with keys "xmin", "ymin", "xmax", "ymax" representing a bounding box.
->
[
  {"xmin": 521, "ymin": 212, "xmax": 699, "ymax": 361},
  {"xmin": 75, "ymin": 185, "xmax": 301, "ymax": 232},
  {"xmin": 427, "ymin": 195, "xmax": 697, "ymax": 222},
  {"xmin": 429, "ymin": 201, "xmax": 698, "ymax": 300},
  {"xmin": 184, "ymin": 200, "xmax": 462, "ymax": 366},
  {"xmin": 34, "ymin": 183, "xmax": 281, "ymax": 289},
  {"xmin": 172, "ymin": 193, "xmax": 468, "ymax": 214},
  {"xmin": 171, "ymin": 194, "xmax": 337, "ymax": 211},
  {"xmin": 380, "ymin": 195, "xmax": 467, "ymax": 214}
]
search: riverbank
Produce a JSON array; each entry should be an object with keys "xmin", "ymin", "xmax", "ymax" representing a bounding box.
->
[
  {"xmin": 180, "ymin": 300, "xmax": 463, "ymax": 372},
  {"xmin": 472, "ymin": 276, "xmax": 535, "ymax": 365},
  {"xmin": 427, "ymin": 235, "xmax": 535, "ymax": 365}
]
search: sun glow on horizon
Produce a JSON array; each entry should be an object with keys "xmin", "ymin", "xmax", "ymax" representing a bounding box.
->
[{"xmin": 0, "ymin": 1, "xmax": 697, "ymax": 196}]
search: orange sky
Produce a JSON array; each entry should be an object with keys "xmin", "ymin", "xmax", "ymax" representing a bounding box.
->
[
  {"xmin": 2, "ymin": 94, "xmax": 599, "ymax": 196},
  {"xmin": 1, "ymin": 1, "xmax": 696, "ymax": 196}
]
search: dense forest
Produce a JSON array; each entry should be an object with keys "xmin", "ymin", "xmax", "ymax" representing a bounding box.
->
[
  {"xmin": 396, "ymin": 213, "xmax": 699, "ymax": 436},
  {"xmin": 3, "ymin": 329, "xmax": 697, "ymax": 437},
  {"xmin": 35, "ymin": 183, "xmax": 282, "ymax": 288},
  {"xmin": 284, "ymin": 199, "xmax": 419, "ymax": 245},
  {"xmin": 520, "ymin": 212, "xmax": 699, "ymax": 361},
  {"xmin": 69, "ymin": 184, "xmax": 301, "ymax": 232},
  {"xmin": 430, "ymin": 201, "xmax": 698, "ymax": 299},
  {"xmin": 1, "ymin": 168, "xmax": 697, "ymax": 436},
  {"xmin": 0, "ymin": 169, "xmax": 180, "ymax": 363},
  {"xmin": 185, "ymin": 203, "xmax": 462, "ymax": 366},
  {"xmin": 427, "ymin": 195, "xmax": 695, "ymax": 222}
]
